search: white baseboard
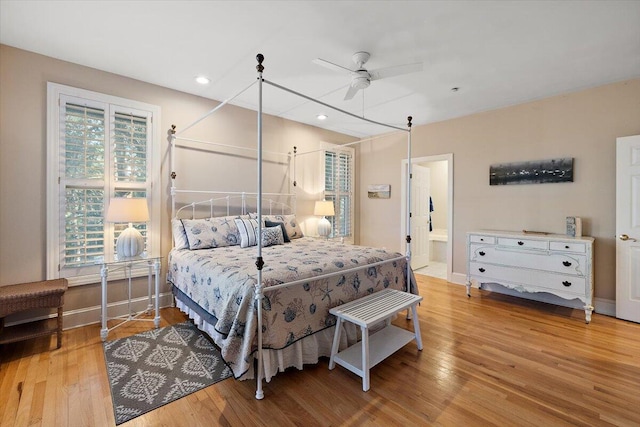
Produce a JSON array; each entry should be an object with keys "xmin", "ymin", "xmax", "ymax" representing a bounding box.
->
[
  {"xmin": 594, "ymin": 297, "xmax": 616, "ymax": 317},
  {"xmin": 450, "ymin": 272, "xmax": 467, "ymax": 286},
  {"xmin": 4, "ymin": 292, "xmax": 175, "ymax": 331}
]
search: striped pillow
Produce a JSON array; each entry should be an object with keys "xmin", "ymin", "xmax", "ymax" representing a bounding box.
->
[{"xmin": 234, "ymin": 218, "xmax": 259, "ymax": 248}]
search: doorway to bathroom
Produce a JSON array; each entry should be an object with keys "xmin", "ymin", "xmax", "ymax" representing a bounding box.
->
[{"xmin": 401, "ymin": 154, "xmax": 453, "ymax": 281}]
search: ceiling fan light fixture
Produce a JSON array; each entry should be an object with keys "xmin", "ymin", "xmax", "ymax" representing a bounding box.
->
[
  {"xmin": 313, "ymin": 51, "xmax": 421, "ymax": 101},
  {"xmin": 195, "ymin": 76, "xmax": 210, "ymax": 85},
  {"xmin": 352, "ymin": 74, "xmax": 371, "ymax": 90}
]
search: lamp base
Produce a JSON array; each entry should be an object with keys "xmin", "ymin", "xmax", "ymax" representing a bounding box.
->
[
  {"xmin": 116, "ymin": 226, "xmax": 145, "ymax": 258},
  {"xmin": 317, "ymin": 217, "xmax": 331, "ymax": 239}
]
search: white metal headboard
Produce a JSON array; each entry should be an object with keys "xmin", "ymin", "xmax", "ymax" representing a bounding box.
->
[{"xmin": 173, "ymin": 191, "xmax": 296, "ymax": 219}]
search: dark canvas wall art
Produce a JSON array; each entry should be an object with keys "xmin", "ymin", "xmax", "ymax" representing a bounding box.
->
[{"xmin": 490, "ymin": 157, "xmax": 574, "ymax": 186}]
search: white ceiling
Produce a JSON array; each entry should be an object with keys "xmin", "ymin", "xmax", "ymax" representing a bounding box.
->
[{"xmin": 1, "ymin": 1, "xmax": 639, "ymax": 137}]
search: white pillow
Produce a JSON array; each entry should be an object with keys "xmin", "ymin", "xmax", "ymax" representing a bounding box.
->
[
  {"xmin": 261, "ymin": 225, "xmax": 284, "ymax": 247},
  {"xmin": 182, "ymin": 216, "xmax": 242, "ymax": 250},
  {"xmin": 263, "ymin": 214, "xmax": 304, "ymax": 239},
  {"xmin": 234, "ymin": 218, "xmax": 259, "ymax": 248},
  {"xmin": 171, "ymin": 218, "xmax": 189, "ymax": 250}
]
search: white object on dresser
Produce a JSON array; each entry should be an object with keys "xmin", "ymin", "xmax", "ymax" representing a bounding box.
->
[{"xmin": 466, "ymin": 231, "xmax": 594, "ymax": 323}]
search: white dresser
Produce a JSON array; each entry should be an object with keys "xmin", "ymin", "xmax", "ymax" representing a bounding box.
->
[{"xmin": 466, "ymin": 231, "xmax": 594, "ymax": 323}]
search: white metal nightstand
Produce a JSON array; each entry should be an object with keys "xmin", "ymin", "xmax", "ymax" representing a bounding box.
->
[{"xmin": 98, "ymin": 253, "xmax": 161, "ymax": 341}]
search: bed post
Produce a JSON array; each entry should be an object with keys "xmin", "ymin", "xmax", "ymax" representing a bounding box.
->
[
  {"xmin": 293, "ymin": 146, "xmax": 297, "ymax": 213},
  {"xmin": 405, "ymin": 116, "xmax": 413, "ymax": 293},
  {"xmin": 170, "ymin": 125, "xmax": 177, "ymax": 218},
  {"xmin": 255, "ymin": 53, "xmax": 265, "ymax": 400}
]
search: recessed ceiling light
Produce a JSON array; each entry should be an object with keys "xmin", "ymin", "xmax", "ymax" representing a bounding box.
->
[
  {"xmin": 195, "ymin": 76, "xmax": 210, "ymax": 85},
  {"xmin": 317, "ymin": 114, "xmax": 328, "ymax": 120}
]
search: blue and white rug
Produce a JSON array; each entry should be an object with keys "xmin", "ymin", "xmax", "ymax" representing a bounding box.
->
[{"xmin": 103, "ymin": 322, "xmax": 232, "ymax": 425}]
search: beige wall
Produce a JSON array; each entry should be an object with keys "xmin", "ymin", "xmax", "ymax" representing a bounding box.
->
[
  {"xmin": 2, "ymin": 42, "xmax": 638, "ymax": 318},
  {"xmin": 0, "ymin": 45, "xmax": 355, "ymax": 321},
  {"xmin": 359, "ymin": 79, "xmax": 640, "ymax": 301}
]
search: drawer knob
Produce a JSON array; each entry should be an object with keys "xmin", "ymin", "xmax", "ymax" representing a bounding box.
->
[
  {"xmin": 562, "ymin": 261, "xmax": 572, "ymax": 267},
  {"xmin": 517, "ymin": 241, "xmax": 524, "ymax": 246},
  {"xmin": 565, "ymin": 245, "xmax": 570, "ymax": 249},
  {"xmin": 479, "ymin": 251, "xmax": 486, "ymax": 256},
  {"xmin": 479, "ymin": 268, "xmax": 486, "ymax": 273},
  {"xmin": 480, "ymin": 238, "xmax": 484, "ymax": 241},
  {"xmin": 562, "ymin": 281, "xmax": 572, "ymax": 287}
]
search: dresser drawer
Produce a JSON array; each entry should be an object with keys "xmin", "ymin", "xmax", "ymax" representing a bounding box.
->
[
  {"xmin": 469, "ymin": 262, "xmax": 587, "ymax": 296},
  {"xmin": 469, "ymin": 235, "xmax": 496, "ymax": 244},
  {"xmin": 549, "ymin": 241, "xmax": 586, "ymax": 253},
  {"xmin": 468, "ymin": 245, "xmax": 587, "ymax": 276},
  {"xmin": 497, "ymin": 237, "xmax": 548, "ymax": 250}
]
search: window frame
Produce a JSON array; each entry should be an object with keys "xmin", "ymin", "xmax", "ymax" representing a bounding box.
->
[
  {"xmin": 321, "ymin": 142, "xmax": 355, "ymax": 243},
  {"xmin": 46, "ymin": 83, "xmax": 161, "ymax": 285}
]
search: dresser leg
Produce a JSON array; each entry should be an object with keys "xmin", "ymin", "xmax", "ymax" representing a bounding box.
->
[
  {"xmin": 584, "ymin": 305, "xmax": 594, "ymax": 324},
  {"xmin": 466, "ymin": 281, "xmax": 471, "ymax": 297}
]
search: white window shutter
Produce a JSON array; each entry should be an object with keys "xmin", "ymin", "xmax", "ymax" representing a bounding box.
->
[
  {"xmin": 324, "ymin": 148, "xmax": 354, "ymax": 238},
  {"xmin": 48, "ymin": 84, "xmax": 160, "ymax": 282}
]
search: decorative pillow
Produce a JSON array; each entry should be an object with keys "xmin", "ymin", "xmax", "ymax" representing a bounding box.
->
[
  {"xmin": 171, "ymin": 218, "xmax": 189, "ymax": 250},
  {"xmin": 264, "ymin": 214, "xmax": 303, "ymax": 239},
  {"xmin": 181, "ymin": 216, "xmax": 241, "ymax": 250},
  {"xmin": 261, "ymin": 225, "xmax": 284, "ymax": 247},
  {"xmin": 265, "ymin": 220, "xmax": 290, "ymax": 243},
  {"xmin": 234, "ymin": 218, "xmax": 260, "ymax": 248}
]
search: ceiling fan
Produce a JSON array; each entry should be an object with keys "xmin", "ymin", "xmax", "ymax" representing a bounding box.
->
[{"xmin": 313, "ymin": 51, "xmax": 423, "ymax": 100}]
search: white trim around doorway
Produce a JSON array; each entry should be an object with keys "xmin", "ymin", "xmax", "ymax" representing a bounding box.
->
[{"xmin": 401, "ymin": 153, "xmax": 454, "ymax": 282}]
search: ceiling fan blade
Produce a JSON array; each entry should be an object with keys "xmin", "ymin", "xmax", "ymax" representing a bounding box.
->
[
  {"xmin": 369, "ymin": 62, "xmax": 423, "ymax": 81},
  {"xmin": 312, "ymin": 58, "xmax": 354, "ymax": 74},
  {"xmin": 344, "ymin": 85, "xmax": 360, "ymax": 101}
]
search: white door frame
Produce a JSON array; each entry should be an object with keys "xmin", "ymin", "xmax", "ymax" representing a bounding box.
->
[{"xmin": 401, "ymin": 153, "xmax": 454, "ymax": 282}]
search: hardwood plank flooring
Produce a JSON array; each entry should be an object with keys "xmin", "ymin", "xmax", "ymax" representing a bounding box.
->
[{"xmin": 1, "ymin": 275, "xmax": 639, "ymax": 426}]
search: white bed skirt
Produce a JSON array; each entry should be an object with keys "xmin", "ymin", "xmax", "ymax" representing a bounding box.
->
[{"xmin": 175, "ymin": 298, "xmax": 363, "ymax": 382}]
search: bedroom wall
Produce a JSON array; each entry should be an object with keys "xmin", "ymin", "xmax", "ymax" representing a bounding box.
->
[
  {"xmin": 358, "ymin": 78, "xmax": 640, "ymax": 303},
  {"xmin": 0, "ymin": 45, "xmax": 356, "ymax": 326}
]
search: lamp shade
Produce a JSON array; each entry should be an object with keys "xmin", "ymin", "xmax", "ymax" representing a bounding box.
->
[
  {"xmin": 106, "ymin": 198, "xmax": 150, "ymax": 223},
  {"xmin": 314, "ymin": 200, "xmax": 335, "ymax": 217}
]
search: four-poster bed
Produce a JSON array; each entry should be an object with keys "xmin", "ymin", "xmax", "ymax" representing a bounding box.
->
[{"xmin": 167, "ymin": 54, "xmax": 418, "ymax": 399}]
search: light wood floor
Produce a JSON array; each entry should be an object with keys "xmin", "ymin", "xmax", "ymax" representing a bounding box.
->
[{"xmin": 1, "ymin": 275, "xmax": 639, "ymax": 426}]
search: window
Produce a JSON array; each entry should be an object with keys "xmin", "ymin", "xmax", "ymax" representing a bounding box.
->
[
  {"xmin": 47, "ymin": 83, "xmax": 160, "ymax": 282},
  {"xmin": 323, "ymin": 145, "xmax": 354, "ymax": 240}
]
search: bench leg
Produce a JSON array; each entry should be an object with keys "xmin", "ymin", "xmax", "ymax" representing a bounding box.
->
[
  {"xmin": 328, "ymin": 317, "xmax": 342, "ymax": 370},
  {"xmin": 56, "ymin": 306, "xmax": 63, "ymax": 348},
  {"xmin": 411, "ymin": 304, "xmax": 423, "ymax": 351},
  {"xmin": 361, "ymin": 325, "xmax": 370, "ymax": 391}
]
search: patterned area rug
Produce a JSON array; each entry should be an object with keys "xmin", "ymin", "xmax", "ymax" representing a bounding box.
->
[{"xmin": 103, "ymin": 322, "xmax": 232, "ymax": 425}]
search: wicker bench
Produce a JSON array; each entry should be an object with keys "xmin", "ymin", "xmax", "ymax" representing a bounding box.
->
[{"xmin": 0, "ymin": 278, "xmax": 68, "ymax": 349}]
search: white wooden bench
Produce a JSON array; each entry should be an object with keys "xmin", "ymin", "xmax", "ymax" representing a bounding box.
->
[{"xmin": 328, "ymin": 289, "xmax": 423, "ymax": 391}]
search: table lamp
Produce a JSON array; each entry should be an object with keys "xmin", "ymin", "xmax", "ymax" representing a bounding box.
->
[
  {"xmin": 314, "ymin": 200, "xmax": 335, "ymax": 239},
  {"xmin": 106, "ymin": 197, "xmax": 149, "ymax": 258}
]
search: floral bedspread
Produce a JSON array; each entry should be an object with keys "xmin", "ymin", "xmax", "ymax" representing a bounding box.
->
[{"xmin": 167, "ymin": 237, "xmax": 416, "ymax": 378}]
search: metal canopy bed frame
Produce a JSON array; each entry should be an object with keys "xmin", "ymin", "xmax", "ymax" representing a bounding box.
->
[{"xmin": 168, "ymin": 54, "xmax": 415, "ymax": 399}]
